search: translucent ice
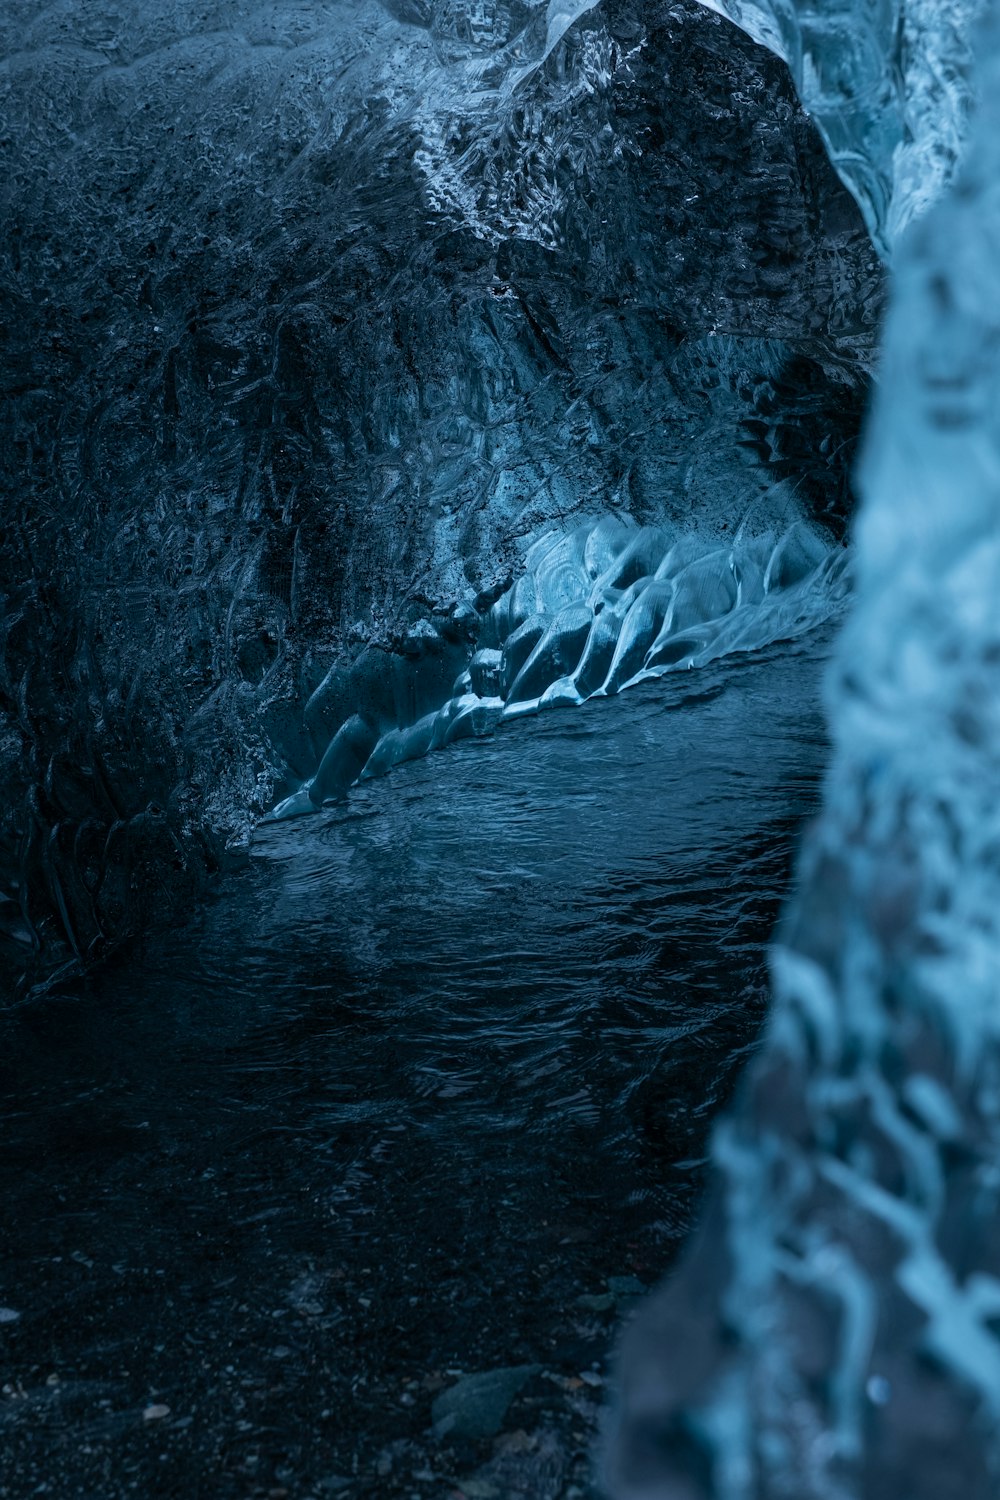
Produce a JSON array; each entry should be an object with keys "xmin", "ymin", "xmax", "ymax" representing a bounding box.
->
[
  {"xmin": 0, "ymin": 0, "xmax": 881, "ymax": 983},
  {"xmin": 273, "ymin": 511, "xmax": 849, "ymax": 816},
  {"xmin": 601, "ymin": 582, "xmax": 675, "ymax": 694},
  {"xmin": 698, "ymin": 0, "xmax": 983, "ymax": 255},
  {"xmin": 506, "ymin": 604, "xmax": 593, "ymax": 706},
  {"xmin": 608, "ymin": 3, "xmax": 1000, "ymax": 1492}
]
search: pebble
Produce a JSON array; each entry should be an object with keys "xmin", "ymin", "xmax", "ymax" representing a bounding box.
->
[
  {"xmin": 606, "ymin": 1275, "xmax": 646, "ymax": 1298},
  {"xmin": 457, "ymin": 1481, "xmax": 499, "ymax": 1499},
  {"xmin": 574, "ymin": 1293, "xmax": 614, "ymax": 1314},
  {"xmin": 432, "ymin": 1365, "xmax": 540, "ymax": 1441}
]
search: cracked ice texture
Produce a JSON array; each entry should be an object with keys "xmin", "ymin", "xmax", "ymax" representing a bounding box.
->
[
  {"xmin": 699, "ymin": 0, "xmax": 982, "ymax": 256},
  {"xmin": 608, "ymin": 4, "xmax": 1000, "ymax": 1496}
]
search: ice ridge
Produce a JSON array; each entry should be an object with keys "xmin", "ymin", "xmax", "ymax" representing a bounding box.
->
[{"xmin": 270, "ymin": 513, "xmax": 848, "ymax": 818}]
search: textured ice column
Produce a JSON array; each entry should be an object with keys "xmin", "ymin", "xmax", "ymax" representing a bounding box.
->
[
  {"xmin": 608, "ymin": 4, "xmax": 1000, "ymax": 1496},
  {"xmin": 696, "ymin": 0, "xmax": 981, "ymax": 255}
]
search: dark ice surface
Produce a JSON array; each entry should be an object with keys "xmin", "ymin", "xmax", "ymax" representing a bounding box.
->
[{"xmin": 0, "ymin": 634, "xmax": 828, "ymax": 1499}]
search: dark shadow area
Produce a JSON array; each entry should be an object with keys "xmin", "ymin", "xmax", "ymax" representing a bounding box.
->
[{"xmin": 1, "ymin": 636, "xmax": 828, "ymax": 1497}]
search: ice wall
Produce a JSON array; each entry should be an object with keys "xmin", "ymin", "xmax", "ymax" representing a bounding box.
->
[
  {"xmin": 696, "ymin": 0, "xmax": 982, "ymax": 256},
  {"xmin": 0, "ymin": 0, "xmax": 880, "ymax": 994},
  {"xmin": 608, "ymin": 3, "xmax": 1000, "ymax": 1494},
  {"xmin": 271, "ymin": 514, "xmax": 850, "ymax": 817}
]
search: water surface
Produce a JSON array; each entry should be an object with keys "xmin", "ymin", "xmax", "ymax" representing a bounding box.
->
[{"xmin": 0, "ymin": 636, "xmax": 829, "ymax": 1499}]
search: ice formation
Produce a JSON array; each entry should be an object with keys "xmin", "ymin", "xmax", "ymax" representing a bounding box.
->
[
  {"xmin": 697, "ymin": 0, "xmax": 982, "ymax": 256},
  {"xmin": 0, "ymin": 0, "xmax": 880, "ymax": 991},
  {"xmin": 608, "ymin": 2, "xmax": 1000, "ymax": 1494},
  {"xmin": 271, "ymin": 513, "xmax": 849, "ymax": 817},
  {"xmin": 2, "ymin": 0, "xmax": 999, "ymax": 1486}
]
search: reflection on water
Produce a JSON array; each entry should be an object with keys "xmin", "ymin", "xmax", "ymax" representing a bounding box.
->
[{"xmin": 0, "ymin": 636, "xmax": 829, "ymax": 1498}]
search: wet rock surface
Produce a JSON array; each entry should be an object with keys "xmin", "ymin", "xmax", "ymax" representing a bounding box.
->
[{"xmin": 432, "ymin": 1366, "xmax": 543, "ymax": 1441}]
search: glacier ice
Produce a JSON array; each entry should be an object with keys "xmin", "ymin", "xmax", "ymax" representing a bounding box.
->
[
  {"xmin": 1, "ymin": 0, "xmax": 886, "ymax": 989},
  {"xmin": 698, "ymin": 0, "xmax": 983, "ymax": 257},
  {"xmin": 0, "ymin": 0, "xmax": 997, "ymax": 1486},
  {"xmin": 506, "ymin": 603, "xmax": 593, "ymax": 706},
  {"xmin": 607, "ymin": 2, "xmax": 1000, "ymax": 1494},
  {"xmin": 270, "ymin": 511, "xmax": 849, "ymax": 816}
]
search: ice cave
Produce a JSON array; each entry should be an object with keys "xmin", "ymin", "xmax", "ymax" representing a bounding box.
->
[{"xmin": 0, "ymin": 0, "xmax": 997, "ymax": 1496}]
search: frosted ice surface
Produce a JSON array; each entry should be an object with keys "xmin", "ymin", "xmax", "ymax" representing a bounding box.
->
[{"xmin": 379, "ymin": 0, "xmax": 980, "ymax": 257}]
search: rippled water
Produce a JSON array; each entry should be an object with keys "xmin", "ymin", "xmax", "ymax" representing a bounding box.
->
[{"xmin": 0, "ymin": 635, "xmax": 829, "ymax": 1498}]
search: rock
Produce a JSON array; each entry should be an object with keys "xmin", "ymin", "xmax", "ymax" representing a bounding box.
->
[
  {"xmin": 575, "ymin": 1292, "xmax": 615, "ymax": 1314},
  {"xmin": 608, "ymin": 1273, "xmax": 648, "ymax": 1313},
  {"xmin": 465, "ymin": 1424, "xmax": 569, "ymax": 1500},
  {"xmin": 606, "ymin": 1275, "xmax": 646, "ymax": 1298},
  {"xmin": 431, "ymin": 1364, "xmax": 540, "ymax": 1441}
]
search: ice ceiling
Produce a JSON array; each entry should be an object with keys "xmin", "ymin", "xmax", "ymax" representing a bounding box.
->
[{"xmin": 2, "ymin": 0, "xmax": 998, "ymax": 1492}]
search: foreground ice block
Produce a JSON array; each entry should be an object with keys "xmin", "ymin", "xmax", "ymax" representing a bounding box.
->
[{"xmin": 608, "ymin": 4, "xmax": 1000, "ymax": 1493}]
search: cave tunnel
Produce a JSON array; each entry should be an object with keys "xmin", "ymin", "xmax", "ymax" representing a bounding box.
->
[{"xmin": 1, "ymin": 1, "xmax": 998, "ymax": 1497}]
